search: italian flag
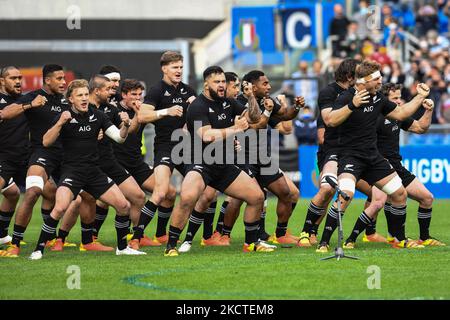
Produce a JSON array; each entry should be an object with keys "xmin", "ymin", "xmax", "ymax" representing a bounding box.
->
[{"xmin": 240, "ymin": 20, "xmax": 255, "ymax": 48}]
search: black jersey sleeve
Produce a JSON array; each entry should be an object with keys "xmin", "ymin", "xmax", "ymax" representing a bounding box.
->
[
  {"xmin": 400, "ymin": 117, "xmax": 414, "ymax": 131},
  {"xmin": 316, "ymin": 113, "xmax": 325, "ymax": 128},
  {"xmin": 143, "ymin": 85, "xmax": 161, "ymax": 106},
  {"xmin": 332, "ymin": 89, "xmax": 353, "ymax": 110},
  {"xmin": 380, "ymin": 95, "xmax": 398, "ymax": 116},
  {"xmin": 111, "ymin": 107, "xmax": 123, "ymax": 127},
  {"xmin": 17, "ymin": 91, "xmax": 36, "ymax": 104},
  {"xmin": 318, "ymin": 86, "xmax": 336, "ymax": 111},
  {"xmin": 272, "ymin": 98, "xmax": 282, "ymax": 115}
]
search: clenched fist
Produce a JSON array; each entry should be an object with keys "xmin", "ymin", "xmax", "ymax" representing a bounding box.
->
[
  {"xmin": 168, "ymin": 105, "xmax": 183, "ymax": 117},
  {"xmin": 31, "ymin": 95, "xmax": 47, "ymax": 108},
  {"xmin": 417, "ymin": 83, "xmax": 430, "ymax": 98},
  {"xmin": 422, "ymin": 99, "xmax": 434, "ymax": 111},
  {"xmin": 59, "ymin": 111, "xmax": 72, "ymax": 124}
]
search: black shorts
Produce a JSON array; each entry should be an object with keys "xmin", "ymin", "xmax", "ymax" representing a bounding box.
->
[
  {"xmin": 317, "ymin": 147, "xmax": 339, "ymax": 173},
  {"xmin": 58, "ymin": 166, "xmax": 115, "ymax": 199},
  {"xmin": 389, "ymin": 159, "xmax": 416, "ymax": 188},
  {"xmin": 338, "ymin": 152, "xmax": 395, "ymax": 186},
  {"xmin": 186, "ymin": 163, "xmax": 242, "ymax": 193},
  {"xmin": 153, "ymin": 149, "xmax": 187, "ymax": 176},
  {"xmin": 236, "ymin": 163, "xmax": 255, "ymax": 179},
  {"xmin": 99, "ymin": 160, "xmax": 131, "ymax": 186},
  {"xmin": 28, "ymin": 148, "xmax": 62, "ymax": 182},
  {"xmin": 248, "ymin": 163, "xmax": 284, "ymax": 188},
  {"xmin": 118, "ymin": 160, "xmax": 154, "ymax": 186},
  {"xmin": 0, "ymin": 158, "xmax": 27, "ymax": 190}
]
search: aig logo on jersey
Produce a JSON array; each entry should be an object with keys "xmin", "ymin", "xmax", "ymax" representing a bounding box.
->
[
  {"xmin": 218, "ymin": 113, "xmax": 227, "ymax": 120},
  {"xmin": 79, "ymin": 125, "xmax": 91, "ymax": 132},
  {"xmin": 172, "ymin": 98, "xmax": 183, "ymax": 104},
  {"xmin": 364, "ymin": 105, "xmax": 374, "ymax": 112},
  {"xmin": 51, "ymin": 106, "xmax": 62, "ymax": 112}
]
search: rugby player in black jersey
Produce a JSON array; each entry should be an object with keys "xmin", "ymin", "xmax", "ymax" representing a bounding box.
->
[
  {"xmin": 164, "ymin": 66, "xmax": 274, "ymax": 256},
  {"xmin": 316, "ymin": 60, "xmax": 431, "ymax": 252},
  {"xmin": 297, "ymin": 59, "xmax": 359, "ymax": 247},
  {"xmin": 344, "ymin": 83, "xmax": 445, "ymax": 248},
  {"xmin": 114, "ymin": 79, "xmax": 176, "ymax": 246},
  {"xmin": 29, "ymin": 79, "xmax": 145, "ymax": 259},
  {"xmin": 99, "ymin": 65, "xmax": 122, "ymax": 107},
  {"xmin": 219, "ymin": 70, "xmax": 303, "ymax": 246},
  {"xmin": 0, "ymin": 66, "xmax": 29, "ymax": 257},
  {"xmin": 136, "ymin": 52, "xmax": 195, "ymax": 245},
  {"xmin": 1, "ymin": 65, "xmax": 84, "ymax": 256}
]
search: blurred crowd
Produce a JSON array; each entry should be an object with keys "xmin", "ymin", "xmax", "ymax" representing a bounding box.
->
[{"xmin": 281, "ymin": 0, "xmax": 450, "ymax": 146}]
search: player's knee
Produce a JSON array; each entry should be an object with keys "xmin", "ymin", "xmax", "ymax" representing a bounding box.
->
[
  {"xmin": 247, "ymin": 189, "xmax": 265, "ymax": 206},
  {"xmin": 289, "ymin": 186, "xmax": 300, "ymax": 202},
  {"xmin": 134, "ymin": 190, "xmax": 146, "ymax": 207},
  {"xmin": 420, "ymin": 191, "xmax": 434, "ymax": 208},
  {"xmin": 52, "ymin": 206, "xmax": 66, "ymax": 220},
  {"xmin": 371, "ymin": 199, "xmax": 385, "ymax": 212},
  {"xmin": 24, "ymin": 187, "xmax": 42, "ymax": 203},
  {"xmin": 152, "ymin": 190, "xmax": 167, "ymax": 205},
  {"xmin": 166, "ymin": 185, "xmax": 177, "ymax": 203},
  {"xmin": 4, "ymin": 187, "xmax": 20, "ymax": 202},
  {"xmin": 320, "ymin": 183, "xmax": 335, "ymax": 199},
  {"xmin": 116, "ymin": 199, "xmax": 130, "ymax": 215},
  {"xmin": 391, "ymin": 187, "xmax": 407, "ymax": 203}
]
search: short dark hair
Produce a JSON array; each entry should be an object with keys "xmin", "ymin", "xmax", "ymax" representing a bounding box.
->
[
  {"xmin": 99, "ymin": 65, "xmax": 121, "ymax": 75},
  {"xmin": 225, "ymin": 72, "xmax": 239, "ymax": 84},
  {"xmin": 242, "ymin": 70, "xmax": 265, "ymax": 85},
  {"xmin": 334, "ymin": 58, "xmax": 359, "ymax": 83},
  {"xmin": 381, "ymin": 83, "xmax": 402, "ymax": 96},
  {"xmin": 42, "ymin": 64, "xmax": 63, "ymax": 80},
  {"xmin": 203, "ymin": 66, "xmax": 224, "ymax": 81},
  {"xmin": 120, "ymin": 79, "xmax": 145, "ymax": 94},
  {"xmin": 0, "ymin": 66, "xmax": 19, "ymax": 78},
  {"xmin": 89, "ymin": 74, "xmax": 110, "ymax": 93},
  {"xmin": 355, "ymin": 60, "xmax": 380, "ymax": 79},
  {"xmin": 160, "ymin": 51, "xmax": 183, "ymax": 66}
]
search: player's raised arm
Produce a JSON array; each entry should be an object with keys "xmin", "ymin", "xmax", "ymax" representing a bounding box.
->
[
  {"xmin": 43, "ymin": 111, "xmax": 71, "ymax": 147},
  {"xmin": 386, "ymin": 83, "xmax": 429, "ymax": 121}
]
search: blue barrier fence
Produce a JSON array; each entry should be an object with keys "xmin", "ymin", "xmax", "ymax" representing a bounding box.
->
[{"xmin": 298, "ymin": 145, "xmax": 450, "ymax": 199}]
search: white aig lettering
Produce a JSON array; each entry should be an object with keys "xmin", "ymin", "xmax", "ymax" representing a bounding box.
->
[
  {"xmin": 172, "ymin": 98, "xmax": 183, "ymax": 104},
  {"xmin": 79, "ymin": 125, "xmax": 91, "ymax": 132}
]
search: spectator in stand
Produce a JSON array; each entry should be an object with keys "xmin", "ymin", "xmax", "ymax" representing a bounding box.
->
[
  {"xmin": 354, "ymin": 0, "xmax": 371, "ymax": 40},
  {"xmin": 294, "ymin": 106, "xmax": 317, "ymax": 146},
  {"xmin": 282, "ymin": 60, "xmax": 318, "ymax": 111},
  {"xmin": 329, "ymin": 3, "xmax": 350, "ymax": 58},
  {"xmin": 341, "ymin": 21, "xmax": 363, "ymax": 59},
  {"xmin": 312, "ymin": 60, "xmax": 328, "ymax": 91},
  {"xmin": 416, "ymin": 4, "xmax": 439, "ymax": 37},
  {"xmin": 386, "ymin": 61, "xmax": 406, "ymax": 85}
]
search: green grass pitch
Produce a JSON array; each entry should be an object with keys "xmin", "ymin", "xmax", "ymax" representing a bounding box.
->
[{"xmin": 1, "ymin": 198, "xmax": 449, "ymax": 300}]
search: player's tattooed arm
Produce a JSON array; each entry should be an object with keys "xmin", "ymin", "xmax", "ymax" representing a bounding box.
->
[
  {"xmin": 387, "ymin": 83, "xmax": 430, "ymax": 121},
  {"xmin": 200, "ymin": 116, "xmax": 249, "ymax": 142},
  {"xmin": 274, "ymin": 95, "xmax": 305, "ymax": 121},
  {"xmin": 43, "ymin": 111, "xmax": 71, "ymax": 147}
]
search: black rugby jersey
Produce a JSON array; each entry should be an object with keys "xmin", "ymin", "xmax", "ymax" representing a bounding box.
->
[
  {"xmin": 332, "ymin": 88, "xmax": 397, "ymax": 155},
  {"xmin": 92, "ymin": 102, "xmax": 123, "ymax": 161},
  {"xmin": 186, "ymin": 93, "xmax": 246, "ymax": 163},
  {"xmin": 55, "ymin": 106, "xmax": 114, "ymax": 168},
  {"xmin": 376, "ymin": 114, "xmax": 414, "ymax": 161},
  {"xmin": 112, "ymin": 103, "xmax": 146, "ymax": 163},
  {"xmin": 19, "ymin": 89, "xmax": 69, "ymax": 151},
  {"xmin": 317, "ymin": 82, "xmax": 346, "ymax": 150},
  {"xmin": 144, "ymin": 80, "xmax": 196, "ymax": 149},
  {"xmin": 0, "ymin": 93, "xmax": 29, "ymax": 159}
]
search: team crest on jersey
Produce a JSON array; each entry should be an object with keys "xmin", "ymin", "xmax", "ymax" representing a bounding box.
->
[
  {"xmin": 89, "ymin": 114, "xmax": 97, "ymax": 122},
  {"xmin": 223, "ymin": 101, "xmax": 230, "ymax": 109},
  {"xmin": 180, "ymin": 88, "xmax": 187, "ymax": 95},
  {"xmin": 61, "ymin": 98, "xmax": 69, "ymax": 104},
  {"xmin": 103, "ymin": 107, "xmax": 111, "ymax": 113}
]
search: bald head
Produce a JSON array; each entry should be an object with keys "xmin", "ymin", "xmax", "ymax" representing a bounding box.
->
[{"xmin": 89, "ymin": 74, "xmax": 112, "ymax": 104}]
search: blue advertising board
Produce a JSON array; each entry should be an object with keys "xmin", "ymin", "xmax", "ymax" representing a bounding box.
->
[{"xmin": 299, "ymin": 145, "xmax": 450, "ymax": 199}]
